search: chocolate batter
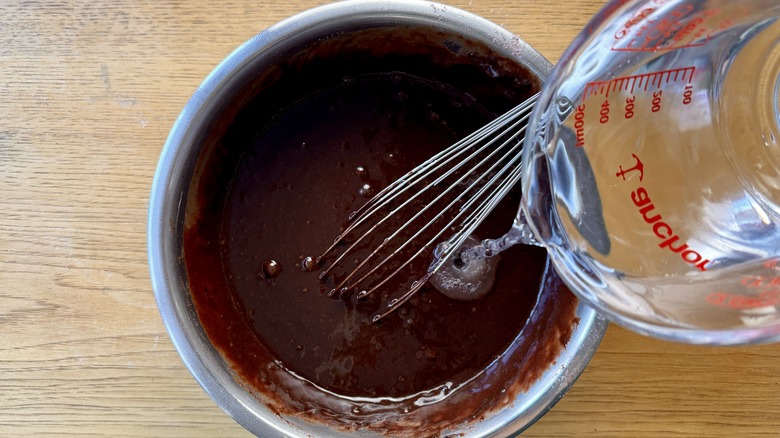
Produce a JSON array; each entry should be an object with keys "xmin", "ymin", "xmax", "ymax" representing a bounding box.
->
[{"xmin": 183, "ymin": 25, "xmax": 579, "ymax": 436}]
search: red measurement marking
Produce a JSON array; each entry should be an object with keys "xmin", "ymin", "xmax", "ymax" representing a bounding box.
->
[
  {"xmin": 742, "ymin": 275, "xmax": 780, "ymax": 288},
  {"xmin": 574, "ymin": 104, "xmax": 586, "ymax": 147},
  {"xmin": 582, "ymin": 66, "xmax": 695, "ymax": 103},
  {"xmin": 708, "ymin": 268, "xmax": 780, "ymax": 309},
  {"xmin": 707, "ymin": 289, "xmax": 780, "ymax": 310},
  {"xmin": 612, "ymin": 40, "xmax": 709, "ymax": 53},
  {"xmin": 612, "ymin": 4, "xmax": 718, "ymax": 52}
]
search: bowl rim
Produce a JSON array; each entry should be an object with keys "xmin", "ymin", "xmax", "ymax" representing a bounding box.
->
[{"xmin": 148, "ymin": 1, "xmax": 608, "ymax": 436}]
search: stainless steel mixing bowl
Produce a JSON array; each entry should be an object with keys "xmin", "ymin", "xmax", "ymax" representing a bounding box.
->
[{"xmin": 148, "ymin": 1, "xmax": 608, "ymax": 436}]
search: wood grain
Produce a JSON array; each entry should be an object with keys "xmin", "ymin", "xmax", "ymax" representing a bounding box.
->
[{"xmin": 1, "ymin": 0, "xmax": 778, "ymax": 436}]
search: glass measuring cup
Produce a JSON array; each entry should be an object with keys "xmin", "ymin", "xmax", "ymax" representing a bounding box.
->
[{"xmin": 521, "ymin": 0, "xmax": 780, "ymax": 344}]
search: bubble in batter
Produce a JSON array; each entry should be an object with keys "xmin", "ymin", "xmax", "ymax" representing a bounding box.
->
[
  {"xmin": 355, "ymin": 165, "xmax": 368, "ymax": 178},
  {"xmin": 301, "ymin": 256, "xmax": 316, "ymax": 272},
  {"xmin": 261, "ymin": 259, "xmax": 283, "ymax": 283},
  {"xmin": 358, "ymin": 183, "xmax": 375, "ymax": 197},
  {"xmin": 430, "ymin": 236, "xmax": 499, "ymax": 301}
]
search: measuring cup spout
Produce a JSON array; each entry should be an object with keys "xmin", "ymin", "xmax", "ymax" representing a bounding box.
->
[{"xmin": 458, "ymin": 220, "xmax": 541, "ymax": 263}]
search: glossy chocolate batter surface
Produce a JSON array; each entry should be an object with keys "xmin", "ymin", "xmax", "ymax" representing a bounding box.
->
[{"xmin": 183, "ymin": 25, "xmax": 578, "ymax": 436}]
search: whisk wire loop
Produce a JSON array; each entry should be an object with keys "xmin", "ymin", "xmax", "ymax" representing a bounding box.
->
[
  {"xmin": 318, "ymin": 93, "xmax": 539, "ymax": 320},
  {"xmin": 339, "ymin": 111, "xmax": 532, "ymax": 296}
]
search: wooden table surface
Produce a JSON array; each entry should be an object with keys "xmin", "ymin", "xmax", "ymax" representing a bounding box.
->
[{"xmin": 2, "ymin": 1, "xmax": 779, "ymax": 436}]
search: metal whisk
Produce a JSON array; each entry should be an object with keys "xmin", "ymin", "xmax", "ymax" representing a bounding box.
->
[{"xmin": 317, "ymin": 93, "xmax": 539, "ymax": 321}]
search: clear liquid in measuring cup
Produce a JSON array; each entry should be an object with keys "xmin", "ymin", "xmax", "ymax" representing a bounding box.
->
[{"xmin": 521, "ymin": 0, "xmax": 780, "ymax": 343}]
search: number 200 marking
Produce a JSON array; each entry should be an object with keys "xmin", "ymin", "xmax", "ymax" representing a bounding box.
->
[{"xmin": 651, "ymin": 90, "xmax": 663, "ymax": 113}]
